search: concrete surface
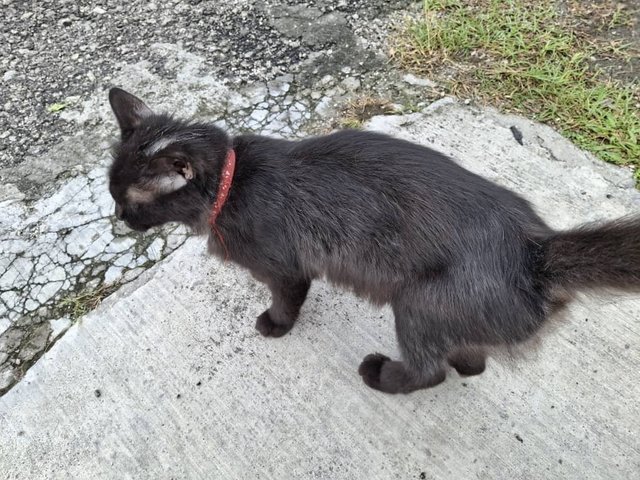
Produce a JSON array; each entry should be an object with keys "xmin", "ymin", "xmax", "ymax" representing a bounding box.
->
[{"xmin": 1, "ymin": 102, "xmax": 638, "ymax": 479}]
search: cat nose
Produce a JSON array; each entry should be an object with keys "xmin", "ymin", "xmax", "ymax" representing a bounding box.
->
[{"xmin": 114, "ymin": 203, "xmax": 124, "ymax": 220}]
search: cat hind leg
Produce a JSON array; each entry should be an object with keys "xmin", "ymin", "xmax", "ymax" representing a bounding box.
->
[
  {"xmin": 358, "ymin": 299, "xmax": 452, "ymax": 394},
  {"xmin": 447, "ymin": 347, "xmax": 487, "ymax": 376}
]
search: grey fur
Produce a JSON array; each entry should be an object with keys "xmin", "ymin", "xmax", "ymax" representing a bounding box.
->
[{"xmin": 107, "ymin": 88, "xmax": 640, "ymax": 394}]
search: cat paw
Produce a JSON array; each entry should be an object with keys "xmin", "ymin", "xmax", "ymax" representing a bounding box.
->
[
  {"xmin": 448, "ymin": 352, "xmax": 486, "ymax": 377},
  {"xmin": 255, "ymin": 311, "xmax": 294, "ymax": 338},
  {"xmin": 359, "ymin": 353, "xmax": 446, "ymax": 394},
  {"xmin": 358, "ymin": 353, "xmax": 391, "ymax": 391}
]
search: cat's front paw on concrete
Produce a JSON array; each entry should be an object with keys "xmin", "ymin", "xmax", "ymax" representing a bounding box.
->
[{"xmin": 255, "ymin": 311, "xmax": 294, "ymax": 338}]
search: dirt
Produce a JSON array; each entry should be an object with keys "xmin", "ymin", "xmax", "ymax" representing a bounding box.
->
[{"xmin": 562, "ymin": 0, "xmax": 640, "ymax": 85}]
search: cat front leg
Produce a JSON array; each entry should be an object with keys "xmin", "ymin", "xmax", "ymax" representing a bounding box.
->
[{"xmin": 255, "ymin": 277, "xmax": 311, "ymax": 338}]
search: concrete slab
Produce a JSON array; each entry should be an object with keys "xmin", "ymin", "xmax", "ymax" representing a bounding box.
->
[{"xmin": 1, "ymin": 103, "xmax": 638, "ymax": 479}]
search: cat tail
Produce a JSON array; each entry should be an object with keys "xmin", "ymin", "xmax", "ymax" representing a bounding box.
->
[{"xmin": 541, "ymin": 215, "xmax": 640, "ymax": 293}]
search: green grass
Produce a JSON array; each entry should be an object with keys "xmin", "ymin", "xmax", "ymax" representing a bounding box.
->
[
  {"xmin": 58, "ymin": 283, "xmax": 119, "ymax": 320},
  {"xmin": 393, "ymin": 0, "xmax": 640, "ymax": 185}
]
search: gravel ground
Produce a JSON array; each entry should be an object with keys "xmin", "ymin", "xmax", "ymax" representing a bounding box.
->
[{"xmin": 0, "ymin": 0, "xmax": 409, "ymax": 169}]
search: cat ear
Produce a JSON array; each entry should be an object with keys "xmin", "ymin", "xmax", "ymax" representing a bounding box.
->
[
  {"xmin": 173, "ymin": 158, "xmax": 195, "ymax": 180},
  {"xmin": 153, "ymin": 156, "xmax": 195, "ymax": 180},
  {"xmin": 108, "ymin": 87, "xmax": 154, "ymax": 138},
  {"xmin": 148, "ymin": 156, "xmax": 195, "ymax": 195}
]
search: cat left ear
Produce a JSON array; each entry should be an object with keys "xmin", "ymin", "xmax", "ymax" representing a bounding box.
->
[{"xmin": 108, "ymin": 87, "xmax": 154, "ymax": 139}]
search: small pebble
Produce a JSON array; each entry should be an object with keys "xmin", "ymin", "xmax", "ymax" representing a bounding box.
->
[{"xmin": 510, "ymin": 126, "xmax": 523, "ymax": 145}]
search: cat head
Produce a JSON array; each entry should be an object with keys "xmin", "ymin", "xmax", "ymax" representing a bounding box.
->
[{"xmin": 108, "ymin": 88, "xmax": 230, "ymax": 232}]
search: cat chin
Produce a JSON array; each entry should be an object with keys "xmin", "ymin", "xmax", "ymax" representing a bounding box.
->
[{"xmin": 124, "ymin": 221, "xmax": 153, "ymax": 232}]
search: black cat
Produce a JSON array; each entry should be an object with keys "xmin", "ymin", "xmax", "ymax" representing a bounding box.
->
[{"xmin": 107, "ymin": 87, "xmax": 640, "ymax": 394}]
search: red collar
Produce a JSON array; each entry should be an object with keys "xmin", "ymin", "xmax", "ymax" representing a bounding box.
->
[
  {"xmin": 208, "ymin": 148, "xmax": 236, "ymax": 226},
  {"xmin": 209, "ymin": 149, "xmax": 236, "ymax": 261}
]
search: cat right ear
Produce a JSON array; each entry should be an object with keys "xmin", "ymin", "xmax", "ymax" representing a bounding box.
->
[{"xmin": 108, "ymin": 87, "xmax": 154, "ymax": 139}]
